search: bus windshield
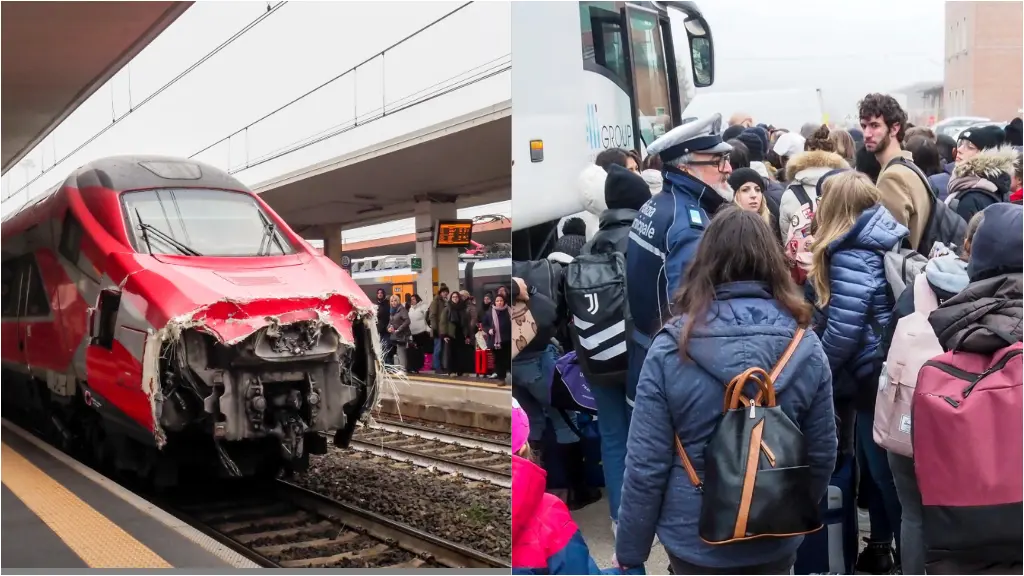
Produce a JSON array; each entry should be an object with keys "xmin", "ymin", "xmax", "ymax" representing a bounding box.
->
[{"xmin": 122, "ymin": 188, "xmax": 295, "ymax": 257}]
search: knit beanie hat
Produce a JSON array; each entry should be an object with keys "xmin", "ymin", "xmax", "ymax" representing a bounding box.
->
[
  {"xmin": 605, "ymin": 164, "xmax": 653, "ymax": 210},
  {"xmin": 727, "ymin": 167, "xmax": 765, "ymax": 194},
  {"xmin": 737, "ymin": 130, "xmax": 766, "ymax": 162}
]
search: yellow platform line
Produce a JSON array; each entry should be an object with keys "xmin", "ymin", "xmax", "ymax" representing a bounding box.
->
[
  {"xmin": 1, "ymin": 442, "xmax": 171, "ymax": 568},
  {"xmin": 407, "ymin": 374, "xmax": 509, "ymax": 389}
]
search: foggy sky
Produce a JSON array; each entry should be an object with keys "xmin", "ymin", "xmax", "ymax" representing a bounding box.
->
[{"xmin": 696, "ymin": 0, "xmax": 947, "ymax": 125}]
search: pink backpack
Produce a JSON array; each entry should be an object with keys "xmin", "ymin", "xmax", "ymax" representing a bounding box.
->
[
  {"xmin": 912, "ymin": 338, "xmax": 1023, "ymax": 562},
  {"xmin": 873, "ymin": 274, "xmax": 942, "ymax": 457}
]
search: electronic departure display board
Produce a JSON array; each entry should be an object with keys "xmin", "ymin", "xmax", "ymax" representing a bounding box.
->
[{"xmin": 434, "ymin": 219, "xmax": 474, "ymax": 247}]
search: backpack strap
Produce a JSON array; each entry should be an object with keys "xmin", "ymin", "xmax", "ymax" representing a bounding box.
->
[
  {"xmin": 790, "ymin": 183, "xmax": 813, "ymax": 210},
  {"xmin": 912, "ymin": 271, "xmax": 939, "ymax": 314},
  {"xmin": 674, "ymin": 328, "xmax": 805, "ymax": 490}
]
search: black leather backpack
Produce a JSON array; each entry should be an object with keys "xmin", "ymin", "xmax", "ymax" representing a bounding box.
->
[{"xmin": 675, "ymin": 328, "xmax": 824, "ymax": 544}]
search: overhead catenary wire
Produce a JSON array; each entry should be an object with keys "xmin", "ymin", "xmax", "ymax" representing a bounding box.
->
[
  {"xmin": 226, "ymin": 53, "xmax": 510, "ymax": 173},
  {"xmin": 189, "ymin": 1, "xmax": 474, "ymax": 160},
  {"xmin": 2, "ymin": 1, "xmax": 289, "ymax": 205},
  {"xmin": 220, "ymin": 60, "xmax": 509, "ymax": 176}
]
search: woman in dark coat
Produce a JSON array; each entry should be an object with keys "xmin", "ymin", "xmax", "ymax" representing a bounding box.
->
[
  {"xmin": 442, "ymin": 291, "xmax": 473, "ymax": 377},
  {"xmin": 483, "ymin": 293, "xmax": 512, "ymax": 380}
]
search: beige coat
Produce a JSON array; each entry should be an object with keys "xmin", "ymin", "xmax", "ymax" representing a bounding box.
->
[{"xmin": 876, "ymin": 150, "xmax": 933, "ymax": 251}]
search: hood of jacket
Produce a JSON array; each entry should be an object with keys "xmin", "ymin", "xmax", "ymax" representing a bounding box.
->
[
  {"xmin": 928, "ymin": 273, "xmax": 1023, "ymax": 354},
  {"xmin": 577, "ymin": 164, "xmax": 608, "ymax": 216},
  {"xmin": 785, "ymin": 150, "xmax": 850, "ymax": 183},
  {"xmin": 661, "ymin": 282, "xmax": 808, "ymax": 397},
  {"xmin": 750, "ymin": 161, "xmax": 772, "ymax": 180},
  {"xmin": 585, "ymin": 208, "xmax": 637, "ymax": 255},
  {"xmin": 826, "ymin": 204, "xmax": 908, "ymax": 256},
  {"xmin": 598, "ymin": 207, "xmax": 637, "ymax": 230},
  {"xmin": 952, "ymin": 145, "xmax": 1018, "ymax": 180},
  {"xmin": 641, "ymin": 169, "xmax": 663, "ymax": 194},
  {"xmin": 925, "ymin": 254, "xmax": 971, "ymax": 297},
  {"xmin": 512, "ymin": 455, "xmax": 545, "ymax": 542}
]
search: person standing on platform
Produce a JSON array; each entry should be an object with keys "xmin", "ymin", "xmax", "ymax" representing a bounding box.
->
[
  {"xmin": 407, "ymin": 293, "xmax": 431, "ymax": 373},
  {"xmin": 484, "ymin": 293, "xmax": 511, "ymax": 381},
  {"xmin": 376, "ymin": 289, "xmax": 394, "ymax": 364},
  {"xmin": 387, "ymin": 294, "xmax": 411, "ymax": 370},
  {"xmin": 622, "ymin": 113, "xmax": 733, "ymax": 532},
  {"xmin": 428, "ymin": 284, "xmax": 450, "ymax": 374}
]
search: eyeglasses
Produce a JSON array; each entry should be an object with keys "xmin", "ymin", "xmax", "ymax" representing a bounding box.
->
[{"xmin": 688, "ymin": 154, "xmax": 732, "ymax": 171}]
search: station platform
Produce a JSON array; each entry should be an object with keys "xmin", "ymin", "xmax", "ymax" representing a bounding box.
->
[
  {"xmin": 0, "ymin": 420, "xmax": 257, "ymax": 570},
  {"xmin": 381, "ymin": 372, "xmax": 511, "ymax": 434}
]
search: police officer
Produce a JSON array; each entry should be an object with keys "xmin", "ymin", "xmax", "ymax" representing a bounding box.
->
[{"xmin": 625, "ymin": 113, "xmax": 734, "ymax": 406}]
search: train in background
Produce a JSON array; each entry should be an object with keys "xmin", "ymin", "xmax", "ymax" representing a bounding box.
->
[
  {"xmin": 1, "ymin": 155, "xmax": 381, "ymax": 484},
  {"xmin": 349, "ymin": 254, "xmax": 511, "ymax": 305}
]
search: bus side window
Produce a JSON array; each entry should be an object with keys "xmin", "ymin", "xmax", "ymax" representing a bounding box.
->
[{"xmin": 580, "ymin": 2, "xmax": 628, "ymax": 84}]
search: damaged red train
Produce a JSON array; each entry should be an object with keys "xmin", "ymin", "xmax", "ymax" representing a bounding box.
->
[{"xmin": 1, "ymin": 155, "xmax": 382, "ymax": 482}]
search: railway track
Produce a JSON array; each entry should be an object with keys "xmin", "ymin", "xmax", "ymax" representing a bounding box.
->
[
  {"xmin": 161, "ymin": 480, "xmax": 509, "ymax": 569},
  {"xmin": 374, "ymin": 413, "xmax": 512, "ymax": 444},
  {"xmin": 340, "ymin": 422, "xmax": 512, "ymax": 488}
]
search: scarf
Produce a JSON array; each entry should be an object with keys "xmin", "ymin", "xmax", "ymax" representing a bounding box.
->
[{"xmin": 490, "ymin": 304, "xmax": 507, "ymax": 346}]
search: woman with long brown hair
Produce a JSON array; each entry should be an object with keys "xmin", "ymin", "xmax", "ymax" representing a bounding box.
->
[
  {"xmin": 808, "ymin": 170, "xmax": 909, "ymax": 573},
  {"xmin": 614, "ymin": 207, "xmax": 838, "ymax": 575}
]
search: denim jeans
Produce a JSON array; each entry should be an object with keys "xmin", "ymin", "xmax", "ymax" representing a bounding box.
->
[
  {"xmin": 511, "ymin": 345, "xmax": 578, "ymax": 445},
  {"xmin": 856, "ymin": 410, "xmax": 902, "ymax": 555},
  {"xmin": 433, "ymin": 337, "xmax": 445, "ymax": 372},
  {"xmin": 888, "ymin": 451, "xmax": 925, "ymax": 576},
  {"xmin": 591, "ymin": 380, "xmax": 633, "ymax": 522}
]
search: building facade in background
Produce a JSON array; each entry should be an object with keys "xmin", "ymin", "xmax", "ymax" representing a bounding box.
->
[
  {"xmin": 944, "ymin": 1, "xmax": 1023, "ymax": 120},
  {"xmin": 892, "ymin": 81, "xmax": 944, "ymax": 127}
]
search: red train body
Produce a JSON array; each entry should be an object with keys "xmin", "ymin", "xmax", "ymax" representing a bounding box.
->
[{"xmin": 1, "ymin": 155, "xmax": 381, "ymax": 481}]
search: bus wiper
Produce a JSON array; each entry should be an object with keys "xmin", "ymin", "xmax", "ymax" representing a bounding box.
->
[
  {"xmin": 257, "ymin": 210, "xmax": 284, "ymax": 256},
  {"xmin": 135, "ymin": 210, "xmax": 202, "ymax": 256}
]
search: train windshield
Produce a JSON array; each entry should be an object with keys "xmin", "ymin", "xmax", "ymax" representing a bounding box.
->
[{"xmin": 122, "ymin": 188, "xmax": 295, "ymax": 257}]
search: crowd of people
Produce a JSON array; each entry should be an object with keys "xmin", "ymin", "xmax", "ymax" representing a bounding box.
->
[
  {"xmin": 511, "ymin": 94, "xmax": 1023, "ymax": 575},
  {"xmin": 374, "ymin": 284, "xmax": 511, "ymax": 381}
]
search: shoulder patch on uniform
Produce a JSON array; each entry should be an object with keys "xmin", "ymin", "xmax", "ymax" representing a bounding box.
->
[{"xmin": 688, "ymin": 208, "xmax": 704, "ymax": 229}]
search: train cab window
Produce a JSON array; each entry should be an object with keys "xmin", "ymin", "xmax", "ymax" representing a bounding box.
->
[
  {"xmin": 59, "ymin": 211, "xmax": 84, "ymax": 263},
  {"xmin": 122, "ymin": 188, "xmax": 296, "ymax": 257},
  {"xmin": 21, "ymin": 257, "xmax": 50, "ymax": 318},
  {"xmin": 1, "ymin": 259, "xmax": 22, "ymax": 318}
]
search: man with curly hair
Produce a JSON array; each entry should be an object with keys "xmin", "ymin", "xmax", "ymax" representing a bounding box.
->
[{"xmin": 859, "ymin": 93, "xmax": 933, "ymax": 250}]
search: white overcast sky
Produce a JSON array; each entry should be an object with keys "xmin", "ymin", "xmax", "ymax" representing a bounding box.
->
[{"xmin": 2, "ymin": 0, "xmax": 949, "ymax": 242}]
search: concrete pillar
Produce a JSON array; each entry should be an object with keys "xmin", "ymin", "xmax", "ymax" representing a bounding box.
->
[
  {"xmin": 414, "ymin": 201, "xmax": 459, "ymax": 299},
  {"xmin": 322, "ymin": 224, "xmax": 343, "ymax": 266}
]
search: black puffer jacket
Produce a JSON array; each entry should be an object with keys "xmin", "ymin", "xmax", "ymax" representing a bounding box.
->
[
  {"xmin": 928, "ymin": 273, "xmax": 1023, "ymax": 354},
  {"xmin": 582, "ymin": 208, "xmax": 636, "ymax": 255},
  {"xmin": 512, "ymin": 259, "xmax": 566, "ymax": 358}
]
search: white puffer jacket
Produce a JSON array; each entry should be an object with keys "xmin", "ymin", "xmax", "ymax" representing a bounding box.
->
[{"xmin": 408, "ymin": 302, "xmax": 430, "ymax": 335}]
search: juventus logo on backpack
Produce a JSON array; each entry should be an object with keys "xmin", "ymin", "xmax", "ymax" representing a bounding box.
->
[{"xmin": 564, "ymin": 251, "xmax": 630, "ymax": 386}]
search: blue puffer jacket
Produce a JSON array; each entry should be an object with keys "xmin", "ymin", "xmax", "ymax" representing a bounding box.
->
[
  {"xmin": 819, "ymin": 204, "xmax": 907, "ymax": 387},
  {"xmin": 615, "ymin": 282, "xmax": 838, "ymax": 570}
]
